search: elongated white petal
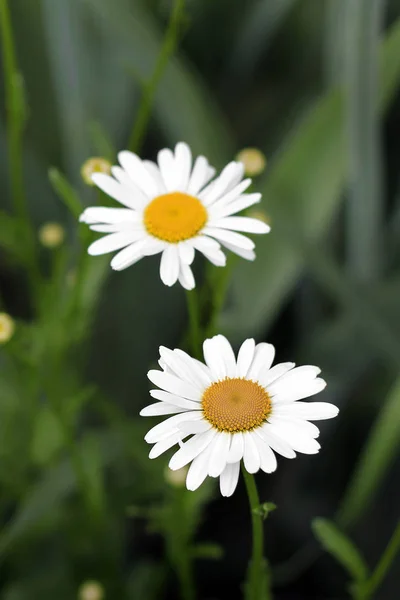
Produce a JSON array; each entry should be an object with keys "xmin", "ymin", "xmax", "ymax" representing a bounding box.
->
[
  {"xmin": 210, "ymin": 216, "xmax": 270, "ymax": 234},
  {"xmin": 258, "ymin": 362, "xmax": 295, "ymax": 388},
  {"xmin": 110, "ymin": 168, "xmax": 148, "ymax": 209},
  {"xmin": 236, "ymin": 338, "xmax": 256, "ymax": 378},
  {"xmin": 147, "ymin": 370, "xmax": 201, "ymax": 401},
  {"xmin": 219, "ymin": 461, "xmax": 240, "ymax": 497},
  {"xmin": 169, "ymin": 429, "xmax": 217, "ymax": 470},
  {"xmin": 149, "ymin": 389, "xmax": 201, "ymax": 408},
  {"xmin": 178, "ymin": 241, "xmax": 195, "ymax": 265},
  {"xmin": 172, "ymin": 349, "xmax": 213, "ymax": 388},
  {"xmin": 140, "ymin": 402, "xmax": 187, "ymax": 416},
  {"xmin": 159, "ymin": 347, "xmax": 204, "ymax": 392},
  {"xmin": 227, "ymin": 432, "xmax": 244, "ymax": 463},
  {"xmin": 174, "ymin": 142, "xmax": 192, "ymax": 191},
  {"xmin": 211, "ymin": 193, "xmax": 261, "ymax": 219},
  {"xmin": 272, "ymin": 402, "xmax": 339, "ymax": 421},
  {"xmin": 145, "ymin": 412, "xmax": 202, "ymax": 444},
  {"xmin": 268, "ymin": 416, "xmax": 320, "ymax": 439},
  {"xmin": 186, "ymin": 441, "xmax": 214, "ymax": 491},
  {"xmin": 203, "ymin": 227, "xmax": 255, "ymax": 251},
  {"xmin": 149, "ymin": 430, "xmax": 187, "ymax": 459},
  {"xmin": 118, "ymin": 151, "xmax": 158, "ymax": 197},
  {"xmin": 247, "ymin": 343, "xmax": 275, "ymax": 382},
  {"xmin": 142, "ymin": 160, "xmax": 166, "ymax": 195},
  {"xmin": 79, "ymin": 207, "xmax": 138, "ymax": 225},
  {"xmin": 88, "ymin": 232, "xmax": 139, "ymax": 256},
  {"xmin": 203, "ymin": 335, "xmax": 235, "ymax": 380},
  {"xmin": 243, "ymin": 432, "xmax": 261, "ymax": 474},
  {"xmin": 110, "ymin": 239, "xmax": 148, "ymax": 270},
  {"xmin": 160, "ymin": 246, "xmax": 180, "ymax": 287},
  {"xmin": 208, "ymin": 432, "xmax": 231, "ymax": 477},
  {"xmin": 253, "ymin": 433, "xmax": 277, "ymax": 473},
  {"xmin": 191, "ymin": 236, "xmax": 227, "ymax": 266},
  {"xmin": 208, "ymin": 178, "xmax": 252, "ymax": 211},
  {"xmin": 256, "ymin": 426, "xmax": 296, "ymax": 459},
  {"xmin": 178, "ymin": 262, "xmax": 195, "ymax": 290},
  {"xmin": 187, "ymin": 155, "xmax": 215, "ymax": 195},
  {"xmin": 266, "ymin": 421, "xmax": 321, "ymax": 455},
  {"xmin": 201, "ymin": 162, "xmax": 244, "ymax": 205},
  {"xmin": 179, "ymin": 420, "xmax": 211, "ymax": 435},
  {"xmin": 217, "ymin": 240, "xmax": 256, "ymax": 261},
  {"xmin": 91, "ymin": 173, "xmax": 140, "ymax": 210}
]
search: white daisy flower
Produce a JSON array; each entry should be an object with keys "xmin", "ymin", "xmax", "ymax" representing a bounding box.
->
[
  {"xmin": 141, "ymin": 335, "xmax": 339, "ymax": 497},
  {"xmin": 79, "ymin": 142, "xmax": 269, "ymax": 290}
]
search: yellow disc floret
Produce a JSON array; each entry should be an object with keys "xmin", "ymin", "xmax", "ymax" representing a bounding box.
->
[
  {"xmin": 144, "ymin": 192, "xmax": 207, "ymax": 243},
  {"xmin": 202, "ymin": 378, "xmax": 271, "ymax": 433}
]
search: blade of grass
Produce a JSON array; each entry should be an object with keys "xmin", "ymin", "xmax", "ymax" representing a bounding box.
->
[{"xmin": 345, "ymin": 0, "xmax": 386, "ymax": 281}]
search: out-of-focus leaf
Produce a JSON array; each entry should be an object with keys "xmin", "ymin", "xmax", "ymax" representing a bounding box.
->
[
  {"xmin": 127, "ymin": 562, "xmax": 166, "ymax": 600},
  {"xmin": 80, "ymin": 433, "xmax": 106, "ymax": 520},
  {"xmin": 31, "ymin": 406, "xmax": 64, "ymax": 466},
  {"xmin": 48, "ymin": 168, "xmax": 83, "ymax": 220},
  {"xmin": 221, "ymin": 18, "xmax": 400, "ymax": 340},
  {"xmin": 88, "ymin": 120, "xmax": 116, "ymax": 161},
  {"xmin": 337, "ymin": 376, "xmax": 400, "ymax": 528},
  {"xmin": 313, "ymin": 518, "xmax": 368, "ymax": 582},
  {"xmin": 82, "ymin": 0, "xmax": 234, "ymax": 163},
  {"xmin": 191, "ymin": 543, "xmax": 223, "ymax": 560},
  {"xmin": 228, "ymin": 0, "xmax": 297, "ymax": 80},
  {"xmin": 0, "ymin": 210, "xmax": 26, "ymax": 261}
]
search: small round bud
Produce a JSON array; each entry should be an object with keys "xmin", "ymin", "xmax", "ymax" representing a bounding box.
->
[
  {"xmin": 247, "ymin": 209, "xmax": 270, "ymax": 225},
  {"xmin": 164, "ymin": 465, "xmax": 188, "ymax": 487},
  {"xmin": 38, "ymin": 222, "xmax": 65, "ymax": 248},
  {"xmin": 236, "ymin": 148, "xmax": 267, "ymax": 177},
  {"xmin": 81, "ymin": 157, "xmax": 112, "ymax": 186},
  {"xmin": 0, "ymin": 313, "xmax": 15, "ymax": 344},
  {"xmin": 78, "ymin": 581, "xmax": 104, "ymax": 600}
]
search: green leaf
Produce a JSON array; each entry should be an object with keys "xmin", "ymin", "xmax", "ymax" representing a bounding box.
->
[
  {"xmin": 221, "ymin": 17, "xmax": 400, "ymax": 339},
  {"xmin": 0, "ymin": 209, "xmax": 27, "ymax": 261},
  {"xmin": 80, "ymin": 433, "xmax": 107, "ymax": 520},
  {"xmin": 253, "ymin": 502, "xmax": 277, "ymax": 520},
  {"xmin": 48, "ymin": 168, "xmax": 83, "ymax": 220},
  {"xmin": 312, "ymin": 518, "xmax": 368, "ymax": 583},
  {"xmin": 337, "ymin": 376, "xmax": 400, "ymax": 527},
  {"xmin": 31, "ymin": 406, "xmax": 64, "ymax": 466}
]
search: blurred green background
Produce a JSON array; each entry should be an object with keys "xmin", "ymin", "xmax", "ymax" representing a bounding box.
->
[{"xmin": 1, "ymin": 0, "xmax": 400, "ymax": 598}]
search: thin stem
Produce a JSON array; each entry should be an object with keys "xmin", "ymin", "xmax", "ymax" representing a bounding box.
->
[
  {"xmin": 242, "ymin": 466, "xmax": 272, "ymax": 600},
  {"xmin": 0, "ymin": 0, "xmax": 40, "ymax": 293},
  {"xmin": 365, "ymin": 519, "xmax": 400, "ymax": 598},
  {"xmin": 128, "ymin": 0, "xmax": 186, "ymax": 153},
  {"xmin": 206, "ymin": 258, "xmax": 235, "ymax": 337},
  {"xmin": 185, "ymin": 290, "xmax": 201, "ymax": 359}
]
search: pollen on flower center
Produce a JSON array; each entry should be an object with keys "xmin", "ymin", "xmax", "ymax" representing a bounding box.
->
[
  {"xmin": 202, "ymin": 378, "xmax": 271, "ymax": 433},
  {"xmin": 144, "ymin": 192, "xmax": 207, "ymax": 243}
]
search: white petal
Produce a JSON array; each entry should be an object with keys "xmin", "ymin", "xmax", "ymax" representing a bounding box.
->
[
  {"xmin": 256, "ymin": 426, "xmax": 296, "ymax": 459},
  {"xmin": 203, "ymin": 227, "xmax": 255, "ymax": 250},
  {"xmin": 147, "ymin": 370, "xmax": 201, "ymax": 401},
  {"xmin": 268, "ymin": 367, "xmax": 325, "ymax": 402},
  {"xmin": 219, "ymin": 461, "xmax": 240, "ymax": 497},
  {"xmin": 207, "ymin": 178, "xmax": 252, "ymax": 211},
  {"xmin": 211, "ymin": 193, "xmax": 261, "ymax": 219},
  {"xmin": 159, "ymin": 348, "xmax": 203, "ymax": 392},
  {"xmin": 179, "ymin": 420, "xmax": 211, "ymax": 434},
  {"xmin": 79, "ymin": 207, "xmax": 138, "ymax": 225},
  {"xmin": 191, "ymin": 236, "xmax": 227, "ymax": 266},
  {"xmin": 174, "ymin": 142, "xmax": 192, "ymax": 191},
  {"xmin": 247, "ymin": 343, "xmax": 275, "ymax": 382},
  {"xmin": 253, "ymin": 434, "xmax": 277, "ymax": 473},
  {"xmin": 141, "ymin": 238, "xmax": 168, "ymax": 256},
  {"xmin": 218, "ymin": 240, "xmax": 256, "ymax": 261},
  {"xmin": 258, "ymin": 363, "xmax": 295, "ymax": 388},
  {"xmin": 110, "ymin": 239, "xmax": 148, "ymax": 270},
  {"xmin": 272, "ymin": 402, "xmax": 339, "ymax": 421},
  {"xmin": 266, "ymin": 421, "xmax": 321, "ymax": 455},
  {"xmin": 178, "ymin": 262, "xmax": 196, "ymax": 290},
  {"xmin": 110, "ymin": 167, "xmax": 148, "ymax": 208},
  {"xmin": 208, "ymin": 432, "xmax": 231, "ymax": 477},
  {"xmin": 178, "ymin": 241, "xmax": 195, "ymax": 265},
  {"xmin": 88, "ymin": 231, "xmax": 140, "ymax": 256},
  {"xmin": 149, "ymin": 430, "xmax": 186, "ymax": 459},
  {"xmin": 210, "ymin": 216, "xmax": 270, "ymax": 234},
  {"xmin": 201, "ymin": 162, "xmax": 244, "ymax": 205},
  {"xmin": 243, "ymin": 432, "xmax": 261, "ymax": 474},
  {"xmin": 140, "ymin": 402, "xmax": 187, "ymax": 416},
  {"xmin": 203, "ymin": 335, "xmax": 235, "ymax": 379},
  {"xmin": 169, "ymin": 429, "xmax": 217, "ymax": 470},
  {"xmin": 118, "ymin": 151, "xmax": 158, "ymax": 197},
  {"xmin": 145, "ymin": 412, "xmax": 202, "ymax": 444},
  {"xmin": 236, "ymin": 338, "xmax": 256, "ymax": 378},
  {"xmin": 157, "ymin": 148, "xmax": 178, "ymax": 192},
  {"xmin": 186, "ymin": 441, "xmax": 214, "ymax": 491},
  {"xmin": 160, "ymin": 246, "xmax": 180, "ymax": 287},
  {"xmin": 268, "ymin": 415, "xmax": 320, "ymax": 439},
  {"xmin": 142, "ymin": 160, "xmax": 166, "ymax": 195},
  {"xmin": 227, "ymin": 432, "xmax": 244, "ymax": 463},
  {"xmin": 150, "ymin": 389, "xmax": 201, "ymax": 409},
  {"xmin": 187, "ymin": 156, "xmax": 216, "ymax": 195},
  {"xmin": 173, "ymin": 349, "xmax": 213, "ymax": 388}
]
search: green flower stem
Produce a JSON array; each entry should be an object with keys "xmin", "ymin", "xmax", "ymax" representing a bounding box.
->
[
  {"xmin": 242, "ymin": 466, "xmax": 272, "ymax": 600},
  {"xmin": 0, "ymin": 0, "xmax": 40, "ymax": 293},
  {"xmin": 128, "ymin": 0, "xmax": 186, "ymax": 153},
  {"xmin": 185, "ymin": 289, "xmax": 202, "ymax": 359},
  {"xmin": 206, "ymin": 258, "xmax": 235, "ymax": 337},
  {"xmin": 364, "ymin": 519, "xmax": 400, "ymax": 598}
]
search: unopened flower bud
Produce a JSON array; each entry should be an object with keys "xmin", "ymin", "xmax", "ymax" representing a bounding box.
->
[
  {"xmin": 81, "ymin": 157, "xmax": 112, "ymax": 186},
  {"xmin": 78, "ymin": 580, "xmax": 104, "ymax": 600},
  {"xmin": 38, "ymin": 222, "xmax": 65, "ymax": 248},
  {"xmin": 236, "ymin": 148, "xmax": 267, "ymax": 177},
  {"xmin": 0, "ymin": 313, "xmax": 15, "ymax": 344}
]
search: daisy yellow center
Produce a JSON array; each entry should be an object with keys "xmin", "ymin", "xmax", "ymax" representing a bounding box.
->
[
  {"xmin": 144, "ymin": 192, "xmax": 207, "ymax": 243},
  {"xmin": 202, "ymin": 378, "xmax": 271, "ymax": 433}
]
